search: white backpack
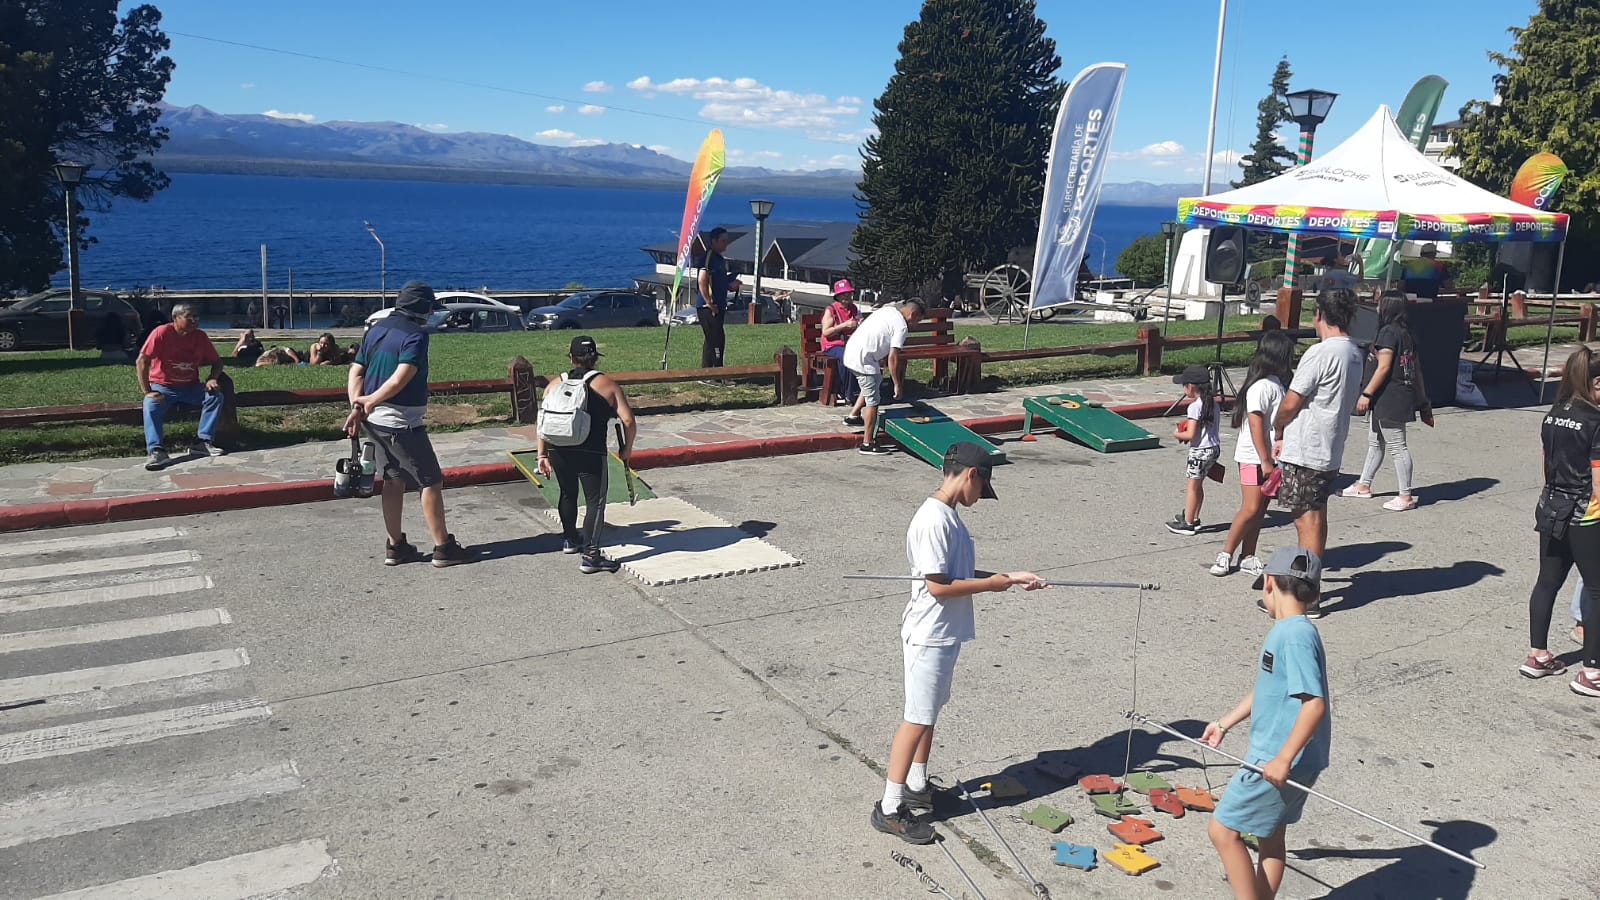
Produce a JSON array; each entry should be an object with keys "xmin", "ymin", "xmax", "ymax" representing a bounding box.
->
[{"xmin": 538, "ymin": 370, "xmax": 600, "ymax": 446}]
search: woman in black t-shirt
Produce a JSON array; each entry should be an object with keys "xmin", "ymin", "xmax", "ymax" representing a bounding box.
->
[
  {"xmin": 1344, "ymin": 294, "xmax": 1434, "ymax": 510},
  {"xmin": 1520, "ymin": 346, "xmax": 1600, "ymax": 697}
]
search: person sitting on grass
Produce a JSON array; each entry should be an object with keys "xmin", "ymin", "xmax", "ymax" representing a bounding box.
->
[
  {"xmin": 254, "ymin": 346, "xmax": 304, "ymax": 366},
  {"xmin": 233, "ymin": 329, "xmax": 264, "ymax": 366},
  {"xmin": 137, "ymin": 302, "xmax": 227, "ymax": 471},
  {"xmin": 310, "ymin": 332, "xmax": 345, "ymax": 365}
]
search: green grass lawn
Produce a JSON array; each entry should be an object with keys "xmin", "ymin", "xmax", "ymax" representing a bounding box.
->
[{"xmin": 0, "ymin": 316, "xmax": 1580, "ymax": 465}]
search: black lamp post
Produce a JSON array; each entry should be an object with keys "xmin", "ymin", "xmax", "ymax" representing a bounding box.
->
[
  {"xmin": 363, "ymin": 220, "xmax": 387, "ymax": 307},
  {"xmin": 1159, "ymin": 220, "xmax": 1179, "ymax": 335},
  {"xmin": 1281, "ymin": 89, "xmax": 1338, "ymax": 291},
  {"xmin": 53, "ymin": 161, "xmax": 87, "ymax": 350},
  {"xmin": 749, "ymin": 199, "xmax": 774, "ymax": 323}
]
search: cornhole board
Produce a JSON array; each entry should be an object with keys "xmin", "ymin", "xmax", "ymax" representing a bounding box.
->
[
  {"xmin": 1022, "ymin": 393, "xmax": 1159, "ymax": 453},
  {"xmin": 877, "ymin": 404, "xmax": 1006, "ymax": 468},
  {"xmin": 508, "ymin": 449, "xmax": 656, "ymax": 507}
]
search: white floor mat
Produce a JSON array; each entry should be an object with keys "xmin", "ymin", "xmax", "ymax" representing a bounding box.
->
[{"xmin": 544, "ymin": 497, "xmax": 802, "ymax": 586}]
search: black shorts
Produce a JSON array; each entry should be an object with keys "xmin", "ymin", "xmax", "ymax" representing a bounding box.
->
[
  {"xmin": 366, "ymin": 423, "xmax": 443, "ymax": 490},
  {"xmin": 1276, "ymin": 462, "xmax": 1337, "ymax": 513}
]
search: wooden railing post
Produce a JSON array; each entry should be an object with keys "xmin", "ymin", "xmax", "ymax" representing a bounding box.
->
[
  {"xmin": 774, "ymin": 346, "xmax": 799, "ymax": 405},
  {"xmin": 214, "ymin": 370, "xmax": 241, "ymax": 445},
  {"xmin": 508, "ymin": 356, "xmax": 539, "ymax": 424},
  {"xmin": 1579, "ymin": 302, "xmax": 1596, "ymax": 343},
  {"xmin": 1511, "ymin": 290, "xmax": 1527, "ymax": 319},
  {"xmin": 1136, "ymin": 325, "xmax": 1163, "ymax": 376}
]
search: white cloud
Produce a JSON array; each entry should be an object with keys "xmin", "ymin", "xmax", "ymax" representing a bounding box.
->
[
  {"xmin": 1111, "ymin": 140, "xmax": 1186, "ymax": 165},
  {"xmin": 1212, "ymin": 149, "xmax": 1246, "ymax": 166},
  {"xmin": 240, "ymin": 82, "xmax": 256, "ymax": 90},
  {"xmin": 570, "ymin": 138, "xmax": 606, "ymax": 147},
  {"xmin": 752, "ymin": 150, "xmax": 783, "ymax": 160},
  {"xmin": 545, "ymin": 104, "xmax": 565, "ymax": 113},
  {"xmin": 797, "ymin": 153, "xmax": 860, "ymax": 171},
  {"xmin": 583, "ymin": 81, "xmax": 613, "ymax": 93},
  {"xmin": 578, "ymin": 104, "xmax": 605, "ymax": 116},
  {"xmin": 262, "ymin": 109, "xmax": 315, "ymax": 123},
  {"xmin": 536, "ymin": 128, "xmax": 577, "ymax": 140},
  {"xmin": 647, "ymin": 144, "xmax": 673, "ymax": 154},
  {"xmin": 627, "ymin": 75, "xmax": 865, "ymax": 141},
  {"xmin": 417, "ymin": 123, "xmax": 449, "ymax": 132}
]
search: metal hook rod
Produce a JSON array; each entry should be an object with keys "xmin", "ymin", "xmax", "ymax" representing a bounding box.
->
[
  {"xmin": 950, "ymin": 779, "xmax": 1051, "ymax": 899},
  {"xmin": 1122, "ymin": 710, "xmax": 1486, "ymax": 870},
  {"xmin": 843, "ymin": 575, "xmax": 1160, "ymax": 591}
]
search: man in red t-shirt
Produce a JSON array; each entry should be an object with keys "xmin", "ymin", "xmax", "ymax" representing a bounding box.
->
[{"xmin": 137, "ymin": 303, "xmax": 226, "ymax": 470}]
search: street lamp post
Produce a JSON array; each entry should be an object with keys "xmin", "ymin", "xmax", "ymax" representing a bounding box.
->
[
  {"xmin": 53, "ymin": 161, "xmax": 87, "ymax": 350},
  {"xmin": 1160, "ymin": 220, "xmax": 1179, "ymax": 335},
  {"xmin": 1281, "ymin": 88, "xmax": 1338, "ymax": 292},
  {"xmin": 749, "ymin": 199, "xmax": 773, "ymax": 324},
  {"xmin": 363, "ymin": 220, "xmax": 387, "ymax": 307}
]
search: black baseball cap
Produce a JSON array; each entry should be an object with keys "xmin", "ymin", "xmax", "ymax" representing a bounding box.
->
[
  {"xmin": 942, "ymin": 441, "xmax": 998, "ymax": 499},
  {"xmin": 1172, "ymin": 364, "xmax": 1209, "ymax": 386},
  {"xmin": 1264, "ymin": 547, "xmax": 1323, "ymax": 588},
  {"xmin": 569, "ymin": 335, "xmax": 602, "ymax": 358}
]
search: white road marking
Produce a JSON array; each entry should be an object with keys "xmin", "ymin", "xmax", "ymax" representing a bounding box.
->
[
  {"xmin": 0, "ymin": 608, "xmax": 232, "ymax": 654},
  {"xmin": 0, "ymin": 761, "xmax": 301, "ymax": 850},
  {"xmin": 32, "ymin": 838, "xmax": 334, "ymax": 900},
  {"xmin": 0, "ymin": 698, "xmax": 271, "ymax": 765},
  {"xmin": 0, "ymin": 575, "xmax": 213, "ymax": 616},
  {"xmin": 0, "ymin": 648, "xmax": 249, "ymax": 707},
  {"xmin": 0, "ymin": 551, "xmax": 200, "ymax": 584},
  {"xmin": 0, "ymin": 527, "xmax": 184, "ymax": 560}
]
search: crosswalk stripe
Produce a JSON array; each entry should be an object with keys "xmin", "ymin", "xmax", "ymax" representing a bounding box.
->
[
  {"xmin": 0, "ymin": 551, "xmax": 201, "ymax": 584},
  {"xmin": 0, "ymin": 698, "xmax": 271, "ymax": 765},
  {"xmin": 0, "ymin": 761, "xmax": 301, "ymax": 850},
  {"xmin": 0, "ymin": 575, "xmax": 213, "ymax": 616},
  {"xmin": 0, "ymin": 608, "xmax": 233, "ymax": 655},
  {"xmin": 0, "ymin": 648, "xmax": 249, "ymax": 707},
  {"xmin": 0, "ymin": 527, "xmax": 184, "ymax": 560},
  {"xmin": 32, "ymin": 838, "xmax": 333, "ymax": 900}
]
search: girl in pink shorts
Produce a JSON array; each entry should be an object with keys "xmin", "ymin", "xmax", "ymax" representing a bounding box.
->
[{"xmin": 1213, "ymin": 332, "xmax": 1296, "ymax": 576}]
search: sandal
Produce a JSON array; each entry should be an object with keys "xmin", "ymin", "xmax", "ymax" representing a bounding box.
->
[
  {"xmin": 1340, "ymin": 485, "xmax": 1373, "ymax": 499},
  {"xmin": 1382, "ymin": 495, "xmax": 1418, "ymax": 511}
]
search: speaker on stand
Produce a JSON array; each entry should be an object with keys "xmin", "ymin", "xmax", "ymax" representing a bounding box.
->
[{"xmin": 1167, "ymin": 226, "xmax": 1246, "ymax": 413}]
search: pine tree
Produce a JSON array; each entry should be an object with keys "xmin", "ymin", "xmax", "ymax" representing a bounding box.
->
[
  {"xmin": 851, "ymin": 0, "xmax": 1062, "ymax": 299},
  {"xmin": 1453, "ymin": 0, "xmax": 1600, "ymax": 287},
  {"xmin": 1233, "ymin": 57, "xmax": 1295, "ymax": 189}
]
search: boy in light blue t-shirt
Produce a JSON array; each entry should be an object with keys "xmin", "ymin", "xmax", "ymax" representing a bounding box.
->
[{"xmin": 1203, "ymin": 546, "xmax": 1332, "ymax": 900}]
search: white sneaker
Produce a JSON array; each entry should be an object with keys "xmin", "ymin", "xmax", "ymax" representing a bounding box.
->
[
  {"xmin": 1238, "ymin": 555, "xmax": 1265, "ymax": 578},
  {"xmin": 1209, "ymin": 551, "xmax": 1233, "ymax": 576}
]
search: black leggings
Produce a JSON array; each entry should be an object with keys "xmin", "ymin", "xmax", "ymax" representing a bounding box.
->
[
  {"xmin": 1529, "ymin": 526, "xmax": 1600, "ymax": 665},
  {"xmin": 699, "ymin": 311, "xmax": 725, "ymax": 368},
  {"xmin": 548, "ymin": 448, "xmax": 608, "ymax": 554}
]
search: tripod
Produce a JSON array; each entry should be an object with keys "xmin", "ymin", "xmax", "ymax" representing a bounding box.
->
[
  {"xmin": 1471, "ymin": 280, "xmax": 1537, "ymax": 399},
  {"xmin": 1166, "ymin": 290, "xmax": 1240, "ymax": 414}
]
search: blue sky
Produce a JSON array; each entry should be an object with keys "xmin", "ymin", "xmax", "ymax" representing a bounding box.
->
[{"xmin": 143, "ymin": 0, "xmax": 1536, "ymax": 181}]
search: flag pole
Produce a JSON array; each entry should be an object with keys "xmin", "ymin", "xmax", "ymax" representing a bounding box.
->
[
  {"xmin": 1199, "ymin": 0, "xmax": 1228, "ymax": 197},
  {"xmin": 1539, "ymin": 240, "xmax": 1567, "ymax": 404}
]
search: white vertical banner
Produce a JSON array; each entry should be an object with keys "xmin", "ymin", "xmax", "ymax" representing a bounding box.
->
[{"xmin": 1030, "ymin": 63, "xmax": 1127, "ymax": 311}]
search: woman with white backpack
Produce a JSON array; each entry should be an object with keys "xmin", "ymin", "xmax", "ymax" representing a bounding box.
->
[{"xmin": 536, "ymin": 335, "xmax": 637, "ymax": 573}]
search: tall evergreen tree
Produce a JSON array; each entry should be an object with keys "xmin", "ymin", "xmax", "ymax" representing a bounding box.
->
[
  {"xmin": 0, "ymin": 1, "xmax": 174, "ymax": 293},
  {"xmin": 1232, "ymin": 57, "xmax": 1295, "ymax": 189},
  {"xmin": 851, "ymin": 0, "xmax": 1062, "ymax": 299},
  {"xmin": 1453, "ymin": 0, "xmax": 1600, "ymax": 287}
]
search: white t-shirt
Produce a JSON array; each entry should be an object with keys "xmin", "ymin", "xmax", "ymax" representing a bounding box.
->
[
  {"xmin": 844, "ymin": 306, "xmax": 909, "ymax": 376},
  {"xmin": 1187, "ymin": 398, "xmax": 1221, "ymax": 450},
  {"xmin": 903, "ymin": 497, "xmax": 977, "ymax": 647},
  {"xmin": 1279, "ymin": 336, "xmax": 1363, "ymax": 472},
  {"xmin": 1233, "ymin": 376, "xmax": 1285, "ymax": 465}
]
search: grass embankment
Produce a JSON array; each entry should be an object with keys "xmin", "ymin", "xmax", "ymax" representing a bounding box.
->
[{"xmin": 0, "ymin": 317, "xmax": 1579, "ymax": 465}]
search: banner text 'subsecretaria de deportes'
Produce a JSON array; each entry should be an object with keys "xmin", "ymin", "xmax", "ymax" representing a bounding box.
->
[
  {"xmin": 669, "ymin": 129, "xmax": 727, "ymax": 304},
  {"xmin": 1029, "ymin": 62, "xmax": 1126, "ymax": 311}
]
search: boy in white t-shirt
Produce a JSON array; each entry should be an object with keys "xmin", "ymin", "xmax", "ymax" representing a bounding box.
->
[{"xmin": 870, "ymin": 442, "xmax": 1046, "ymax": 844}]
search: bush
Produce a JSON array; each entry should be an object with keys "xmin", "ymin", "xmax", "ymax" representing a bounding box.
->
[{"xmin": 1115, "ymin": 233, "xmax": 1170, "ymax": 286}]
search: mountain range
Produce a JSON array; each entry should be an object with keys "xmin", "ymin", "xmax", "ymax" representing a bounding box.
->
[{"xmin": 153, "ymin": 104, "xmax": 1200, "ymax": 204}]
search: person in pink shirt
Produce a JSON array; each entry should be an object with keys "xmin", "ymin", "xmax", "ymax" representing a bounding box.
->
[
  {"xmin": 819, "ymin": 278, "xmax": 862, "ymax": 408},
  {"xmin": 137, "ymin": 303, "xmax": 226, "ymax": 470}
]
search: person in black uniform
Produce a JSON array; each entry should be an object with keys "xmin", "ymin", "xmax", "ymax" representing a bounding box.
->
[
  {"xmin": 1519, "ymin": 346, "xmax": 1600, "ymax": 697},
  {"xmin": 695, "ymin": 227, "xmax": 732, "ymax": 369},
  {"xmin": 536, "ymin": 335, "xmax": 637, "ymax": 574}
]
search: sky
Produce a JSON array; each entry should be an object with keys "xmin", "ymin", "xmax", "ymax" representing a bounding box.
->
[{"xmin": 140, "ymin": 0, "xmax": 1538, "ymax": 182}]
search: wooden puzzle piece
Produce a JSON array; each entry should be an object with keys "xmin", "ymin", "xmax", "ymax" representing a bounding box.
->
[
  {"xmin": 1124, "ymin": 772, "xmax": 1173, "ymax": 795},
  {"xmin": 1147, "ymin": 788, "xmax": 1186, "ymax": 818},
  {"xmin": 1105, "ymin": 843, "xmax": 1160, "ymax": 876},
  {"xmin": 1022, "ymin": 804, "xmax": 1073, "ymax": 833},
  {"xmin": 1090, "ymin": 791, "xmax": 1140, "ymax": 819},
  {"xmin": 982, "ymin": 776, "xmax": 1027, "ymax": 799},
  {"xmin": 1107, "ymin": 816, "xmax": 1163, "ymax": 845},
  {"xmin": 1034, "ymin": 757, "xmax": 1080, "ymax": 784},
  {"xmin": 1173, "ymin": 786, "xmax": 1217, "ymax": 812},
  {"xmin": 1078, "ymin": 774, "xmax": 1124, "ymax": 794},
  {"xmin": 1051, "ymin": 841, "xmax": 1097, "ymax": 871}
]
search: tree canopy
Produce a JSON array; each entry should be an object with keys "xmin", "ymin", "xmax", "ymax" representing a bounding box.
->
[
  {"xmin": 1233, "ymin": 57, "xmax": 1295, "ymax": 189},
  {"xmin": 1115, "ymin": 232, "xmax": 1170, "ymax": 287},
  {"xmin": 850, "ymin": 0, "xmax": 1062, "ymax": 301},
  {"xmin": 1453, "ymin": 0, "xmax": 1600, "ymax": 286},
  {"xmin": 0, "ymin": 1, "xmax": 174, "ymax": 294}
]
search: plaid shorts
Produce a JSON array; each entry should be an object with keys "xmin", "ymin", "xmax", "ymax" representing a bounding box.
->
[
  {"xmin": 1276, "ymin": 462, "xmax": 1337, "ymax": 513},
  {"xmin": 1185, "ymin": 446, "xmax": 1221, "ymax": 480}
]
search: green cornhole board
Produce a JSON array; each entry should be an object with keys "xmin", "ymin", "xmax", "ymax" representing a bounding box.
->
[
  {"xmin": 1022, "ymin": 393, "xmax": 1160, "ymax": 453},
  {"xmin": 877, "ymin": 404, "xmax": 1006, "ymax": 469},
  {"xmin": 508, "ymin": 449, "xmax": 656, "ymax": 507}
]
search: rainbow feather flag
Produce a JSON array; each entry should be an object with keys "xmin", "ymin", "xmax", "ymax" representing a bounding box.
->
[
  {"xmin": 669, "ymin": 129, "xmax": 727, "ymax": 305},
  {"xmin": 1510, "ymin": 152, "xmax": 1568, "ymax": 211}
]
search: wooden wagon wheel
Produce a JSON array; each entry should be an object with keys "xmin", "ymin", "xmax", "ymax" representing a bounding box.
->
[{"xmin": 981, "ymin": 264, "xmax": 1036, "ymax": 323}]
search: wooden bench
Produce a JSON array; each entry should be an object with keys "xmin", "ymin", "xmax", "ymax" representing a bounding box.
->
[{"xmin": 799, "ymin": 307, "xmax": 980, "ymax": 404}]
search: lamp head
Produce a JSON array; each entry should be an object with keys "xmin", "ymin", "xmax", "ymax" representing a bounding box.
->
[
  {"xmin": 749, "ymin": 198, "xmax": 774, "ymax": 220},
  {"xmin": 53, "ymin": 161, "xmax": 87, "ymax": 186},
  {"xmin": 1284, "ymin": 89, "xmax": 1338, "ymax": 130},
  {"xmin": 1160, "ymin": 221, "xmax": 1178, "ymax": 238}
]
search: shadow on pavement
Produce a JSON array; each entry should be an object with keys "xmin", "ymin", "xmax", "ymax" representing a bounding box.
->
[
  {"xmin": 1322, "ymin": 541, "xmax": 1412, "ymax": 572},
  {"xmin": 1418, "ymin": 476, "xmax": 1501, "ymax": 506},
  {"xmin": 472, "ymin": 534, "xmax": 556, "ymax": 561},
  {"xmin": 1320, "ymin": 560, "xmax": 1506, "ymax": 615},
  {"xmin": 736, "ymin": 519, "xmax": 779, "ymax": 538},
  {"xmin": 1295, "ymin": 819, "xmax": 1494, "ymax": 900}
]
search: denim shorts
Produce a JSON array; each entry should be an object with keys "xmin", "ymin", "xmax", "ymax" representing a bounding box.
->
[{"xmin": 1213, "ymin": 764, "xmax": 1317, "ymax": 837}]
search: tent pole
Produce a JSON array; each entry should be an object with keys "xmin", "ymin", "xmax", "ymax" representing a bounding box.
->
[{"xmin": 1539, "ymin": 240, "xmax": 1567, "ymax": 404}]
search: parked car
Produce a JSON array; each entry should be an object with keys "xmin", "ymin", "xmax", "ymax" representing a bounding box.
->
[
  {"xmin": 365, "ymin": 301, "xmax": 524, "ymax": 333},
  {"xmin": 0, "ymin": 289, "xmax": 141, "ymax": 352},
  {"xmin": 524, "ymin": 291, "xmax": 659, "ymax": 330},
  {"xmin": 669, "ymin": 292, "xmax": 781, "ymax": 327}
]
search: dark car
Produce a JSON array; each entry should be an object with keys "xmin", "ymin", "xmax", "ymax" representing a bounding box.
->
[
  {"xmin": 0, "ymin": 289, "xmax": 142, "ymax": 352},
  {"xmin": 669, "ymin": 292, "xmax": 782, "ymax": 326},
  {"xmin": 525, "ymin": 291, "xmax": 660, "ymax": 330}
]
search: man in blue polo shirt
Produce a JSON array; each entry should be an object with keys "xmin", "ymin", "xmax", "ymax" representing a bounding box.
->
[{"xmin": 345, "ymin": 280, "xmax": 469, "ymax": 567}]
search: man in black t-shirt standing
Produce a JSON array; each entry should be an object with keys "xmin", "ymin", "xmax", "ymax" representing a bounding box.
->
[{"xmin": 696, "ymin": 227, "xmax": 732, "ymax": 369}]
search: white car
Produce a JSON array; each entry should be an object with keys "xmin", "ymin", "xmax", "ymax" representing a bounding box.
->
[{"xmin": 365, "ymin": 298, "xmax": 524, "ymax": 333}]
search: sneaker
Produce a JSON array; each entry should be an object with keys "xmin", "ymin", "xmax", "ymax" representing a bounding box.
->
[
  {"xmin": 579, "ymin": 553, "xmax": 620, "ymax": 574},
  {"xmin": 1164, "ymin": 514, "xmax": 1200, "ymax": 536},
  {"xmin": 385, "ymin": 535, "xmax": 425, "ymax": 566},
  {"xmin": 1209, "ymin": 551, "xmax": 1233, "ymax": 576},
  {"xmin": 870, "ymin": 803, "xmax": 935, "ymax": 844},
  {"xmin": 144, "ymin": 447, "xmax": 170, "ymax": 471},
  {"xmin": 1520, "ymin": 651, "xmax": 1567, "ymax": 678},
  {"xmin": 1238, "ymin": 555, "xmax": 1265, "ymax": 578},
  {"xmin": 903, "ymin": 782, "xmax": 934, "ymax": 812},
  {"xmin": 561, "ymin": 535, "xmax": 582, "ymax": 555},
  {"xmin": 1382, "ymin": 495, "xmax": 1417, "ymax": 511},
  {"xmin": 858, "ymin": 443, "xmax": 893, "ymax": 456},
  {"xmin": 843, "ymin": 415, "xmax": 865, "ymax": 428},
  {"xmin": 431, "ymin": 535, "xmax": 470, "ymax": 568},
  {"xmin": 195, "ymin": 440, "xmax": 227, "ymax": 458},
  {"xmin": 1340, "ymin": 484, "xmax": 1373, "ymax": 499},
  {"xmin": 1570, "ymin": 668, "xmax": 1600, "ymax": 697}
]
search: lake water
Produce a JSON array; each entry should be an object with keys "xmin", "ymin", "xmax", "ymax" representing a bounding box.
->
[{"xmin": 65, "ymin": 173, "xmax": 1168, "ymax": 292}]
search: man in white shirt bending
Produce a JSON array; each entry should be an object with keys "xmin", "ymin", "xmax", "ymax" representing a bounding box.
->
[{"xmin": 843, "ymin": 299, "xmax": 926, "ymax": 456}]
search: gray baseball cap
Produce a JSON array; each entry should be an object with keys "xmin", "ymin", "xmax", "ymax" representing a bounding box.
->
[{"xmin": 1264, "ymin": 546, "xmax": 1322, "ymax": 587}]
